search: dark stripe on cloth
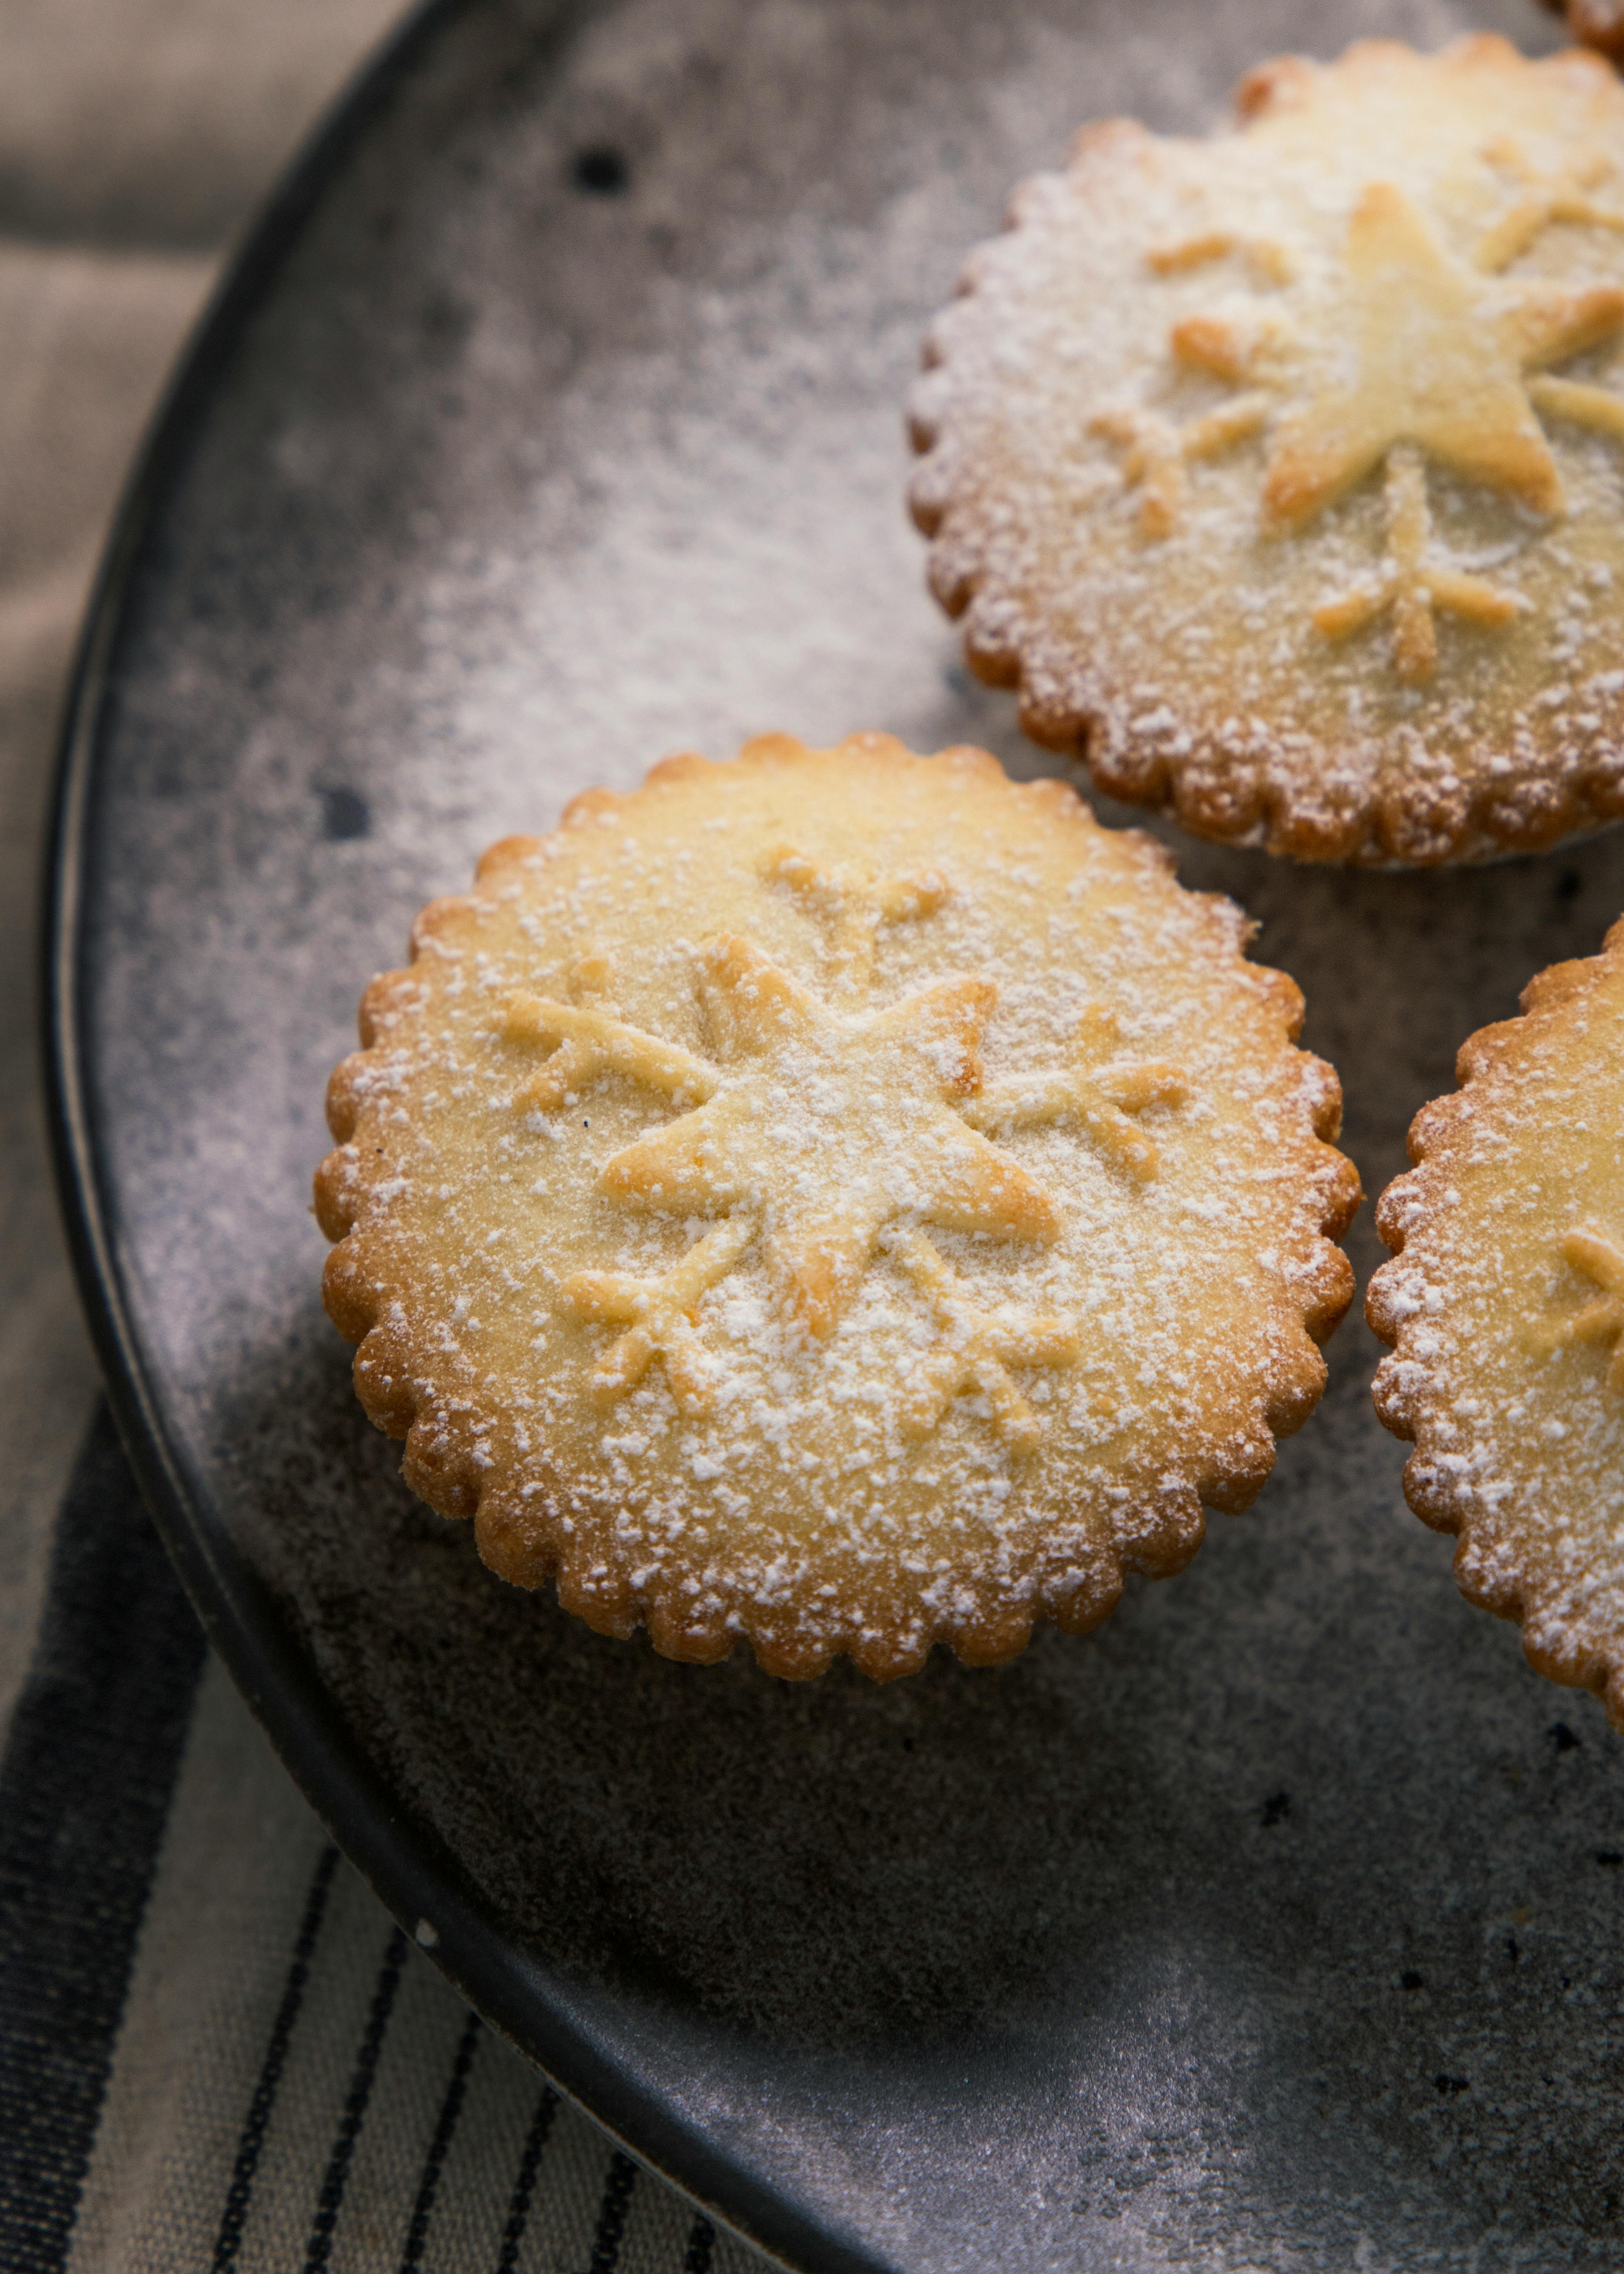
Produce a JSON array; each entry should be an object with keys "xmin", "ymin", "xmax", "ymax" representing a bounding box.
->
[
  {"xmin": 684, "ymin": 2217, "xmax": 717, "ymax": 2272},
  {"xmin": 211, "ymin": 1843, "xmax": 341, "ymax": 2271},
  {"xmin": 302, "ymin": 1924, "xmax": 409, "ymax": 2270},
  {"xmin": 0, "ymin": 1405, "xmax": 206, "ymax": 2274},
  {"xmin": 495, "ymin": 2084, "xmax": 559, "ymax": 2273},
  {"xmin": 588, "ymin": 2151, "xmax": 639, "ymax": 2273},
  {"xmin": 397, "ymin": 2010, "xmax": 481, "ymax": 2271}
]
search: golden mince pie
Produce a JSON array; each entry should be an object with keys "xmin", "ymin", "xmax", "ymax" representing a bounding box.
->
[
  {"xmin": 910, "ymin": 36, "xmax": 1624, "ymax": 866},
  {"xmin": 1370, "ymin": 920, "xmax": 1624, "ymax": 1727},
  {"xmin": 317, "ymin": 734, "xmax": 1359, "ymax": 1680}
]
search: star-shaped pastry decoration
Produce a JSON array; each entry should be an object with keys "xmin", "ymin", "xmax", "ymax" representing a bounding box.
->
[
  {"xmin": 758, "ymin": 843, "xmax": 949, "ymax": 1001},
  {"xmin": 1537, "ymin": 1227, "xmax": 1624, "ymax": 1392},
  {"xmin": 598, "ymin": 934, "xmax": 1056, "ymax": 1339},
  {"xmin": 512, "ymin": 932, "xmax": 1190, "ymax": 1431},
  {"xmin": 1312, "ymin": 446, "xmax": 1520, "ymax": 683},
  {"xmin": 962, "ymin": 1005, "xmax": 1187, "ymax": 1181},
  {"xmin": 563, "ymin": 1214, "xmax": 756, "ymax": 1410},
  {"xmin": 889, "ymin": 1228, "xmax": 1079, "ymax": 1451},
  {"xmin": 1258, "ymin": 181, "xmax": 1624, "ymax": 528},
  {"xmin": 1112, "ymin": 165, "xmax": 1624, "ymax": 677}
]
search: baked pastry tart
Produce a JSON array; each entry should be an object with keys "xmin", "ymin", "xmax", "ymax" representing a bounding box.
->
[
  {"xmin": 317, "ymin": 734, "xmax": 1358, "ymax": 1678},
  {"xmin": 1370, "ymin": 918, "xmax": 1624, "ymax": 1727},
  {"xmin": 911, "ymin": 36, "xmax": 1624, "ymax": 864}
]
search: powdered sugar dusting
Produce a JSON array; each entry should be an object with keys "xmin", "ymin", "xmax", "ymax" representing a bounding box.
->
[
  {"xmin": 1370, "ymin": 924, "xmax": 1624, "ymax": 1720},
  {"xmin": 912, "ymin": 37, "xmax": 1624, "ymax": 863},
  {"xmin": 322, "ymin": 739, "xmax": 1356, "ymax": 1676}
]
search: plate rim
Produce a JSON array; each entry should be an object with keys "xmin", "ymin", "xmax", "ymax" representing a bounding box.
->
[{"xmin": 38, "ymin": 4, "xmax": 891, "ymax": 2268}]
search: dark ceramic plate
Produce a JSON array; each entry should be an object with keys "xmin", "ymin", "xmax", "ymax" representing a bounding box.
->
[{"xmin": 45, "ymin": 0, "xmax": 1624, "ymax": 2267}]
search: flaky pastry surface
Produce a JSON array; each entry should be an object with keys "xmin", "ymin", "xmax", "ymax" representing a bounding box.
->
[
  {"xmin": 317, "ymin": 734, "xmax": 1357, "ymax": 1679},
  {"xmin": 911, "ymin": 37, "xmax": 1624, "ymax": 866},
  {"xmin": 1370, "ymin": 919, "xmax": 1624, "ymax": 1725}
]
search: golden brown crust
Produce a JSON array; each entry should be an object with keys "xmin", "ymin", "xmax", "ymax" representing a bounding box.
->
[
  {"xmin": 1544, "ymin": 0, "xmax": 1624, "ymax": 68},
  {"xmin": 1368, "ymin": 915, "xmax": 1624, "ymax": 1725},
  {"xmin": 319, "ymin": 733, "xmax": 1357, "ymax": 1680},
  {"xmin": 911, "ymin": 36, "xmax": 1624, "ymax": 866}
]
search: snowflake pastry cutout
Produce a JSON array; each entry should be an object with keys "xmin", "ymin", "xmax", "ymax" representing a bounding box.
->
[
  {"xmin": 757, "ymin": 841, "xmax": 949, "ymax": 1002},
  {"xmin": 1097, "ymin": 152, "xmax": 1624, "ymax": 680},
  {"xmin": 887, "ymin": 1228, "xmax": 1080, "ymax": 1453},
  {"xmin": 504, "ymin": 914, "xmax": 1186, "ymax": 1445},
  {"xmin": 1536, "ymin": 1227, "xmax": 1624, "ymax": 1392},
  {"xmin": 1311, "ymin": 446, "xmax": 1520, "ymax": 686}
]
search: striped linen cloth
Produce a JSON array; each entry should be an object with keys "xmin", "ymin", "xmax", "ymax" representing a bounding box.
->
[
  {"xmin": 0, "ymin": 1410, "xmax": 771, "ymax": 2274},
  {"xmin": 0, "ymin": 4, "xmax": 772, "ymax": 2259}
]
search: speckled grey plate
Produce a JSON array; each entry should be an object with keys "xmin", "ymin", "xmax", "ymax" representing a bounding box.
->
[{"xmin": 45, "ymin": 0, "xmax": 1624, "ymax": 2267}]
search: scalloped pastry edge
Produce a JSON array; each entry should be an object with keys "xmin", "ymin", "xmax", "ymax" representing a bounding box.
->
[
  {"xmin": 1367, "ymin": 913, "xmax": 1624, "ymax": 1727},
  {"xmin": 317, "ymin": 731, "xmax": 1362, "ymax": 1681},
  {"xmin": 908, "ymin": 36, "xmax": 1624, "ymax": 869}
]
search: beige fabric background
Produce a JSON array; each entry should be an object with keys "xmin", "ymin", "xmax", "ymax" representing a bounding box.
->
[
  {"xmin": 0, "ymin": 0, "xmax": 410, "ymax": 1728},
  {"xmin": 0, "ymin": 26, "xmax": 767, "ymax": 2261}
]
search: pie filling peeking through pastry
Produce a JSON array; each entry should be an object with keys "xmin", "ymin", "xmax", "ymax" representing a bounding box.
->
[
  {"xmin": 317, "ymin": 734, "xmax": 1358, "ymax": 1681},
  {"xmin": 1370, "ymin": 918, "xmax": 1624, "ymax": 1728},
  {"xmin": 911, "ymin": 36, "xmax": 1624, "ymax": 866}
]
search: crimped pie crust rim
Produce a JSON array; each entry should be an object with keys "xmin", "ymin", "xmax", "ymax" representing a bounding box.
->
[
  {"xmin": 908, "ymin": 35, "xmax": 1624, "ymax": 869},
  {"xmin": 317, "ymin": 732, "xmax": 1362, "ymax": 1682},
  {"xmin": 1367, "ymin": 914, "xmax": 1624, "ymax": 1727}
]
